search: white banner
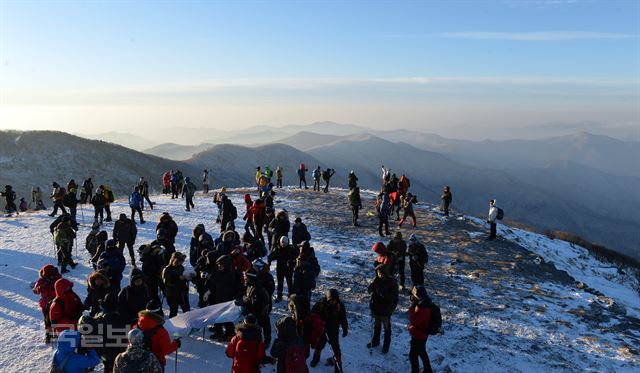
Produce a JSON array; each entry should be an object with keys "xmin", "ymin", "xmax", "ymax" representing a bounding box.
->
[{"xmin": 164, "ymin": 301, "xmax": 243, "ymax": 337}]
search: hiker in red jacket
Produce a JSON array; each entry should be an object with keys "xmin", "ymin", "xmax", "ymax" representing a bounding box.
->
[
  {"xmin": 225, "ymin": 314, "xmax": 274, "ymax": 373},
  {"xmin": 408, "ymin": 286, "xmax": 434, "ymax": 373},
  {"xmin": 243, "ymin": 193, "xmax": 256, "ymax": 236},
  {"xmin": 49, "ymin": 278, "xmax": 84, "ymax": 336},
  {"xmin": 372, "ymin": 242, "xmax": 394, "ymax": 270},
  {"xmin": 136, "ymin": 302, "xmax": 181, "ymax": 368},
  {"xmin": 32, "ymin": 264, "xmax": 62, "ymax": 343}
]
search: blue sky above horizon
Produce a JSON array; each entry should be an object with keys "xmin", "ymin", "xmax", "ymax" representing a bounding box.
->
[{"xmin": 0, "ymin": 0, "xmax": 638, "ymax": 139}]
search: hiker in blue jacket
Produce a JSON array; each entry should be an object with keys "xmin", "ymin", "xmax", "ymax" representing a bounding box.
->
[
  {"xmin": 128, "ymin": 187, "xmax": 144, "ymax": 224},
  {"xmin": 51, "ymin": 329, "xmax": 100, "ymax": 373}
]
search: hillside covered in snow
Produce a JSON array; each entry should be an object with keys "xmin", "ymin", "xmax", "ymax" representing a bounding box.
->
[{"xmin": 0, "ymin": 187, "xmax": 638, "ymax": 372}]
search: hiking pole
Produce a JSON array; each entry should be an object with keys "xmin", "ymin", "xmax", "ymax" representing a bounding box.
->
[
  {"xmin": 324, "ymin": 332, "xmax": 344, "ymax": 373},
  {"xmin": 174, "ymin": 347, "xmax": 179, "ymax": 373}
]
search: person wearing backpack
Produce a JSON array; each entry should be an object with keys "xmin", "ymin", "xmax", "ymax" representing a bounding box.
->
[
  {"xmin": 50, "ymin": 182, "xmax": 67, "ymax": 217},
  {"xmin": 270, "ymin": 316, "xmax": 308, "ymax": 373},
  {"xmin": 33, "ymin": 264, "xmax": 62, "ymax": 343},
  {"xmin": 376, "ymin": 191, "xmax": 391, "ymax": 237},
  {"xmin": 103, "ymin": 185, "xmax": 115, "ymax": 222},
  {"xmin": 99, "ymin": 239, "xmax": 127, "ymax": 293},
  {"xmin": 113, "ymin": 328, "xmax": 163, "ymax": 373},
  {"xmin": 81, "ymin": 178, "xmax": 94, "ymax": 204},
  {"xmin": 51, "ymin": 329, "xmax": 101, "ymax": 373},
  {"xmin": 54, "ymin": 216, "xmax": 78, "ymax": 274},
  {"xmin": 62, "ymin": 188, "xmax": 79, "ymax": 224},
  {"xmin": 440, "ymin": 186, "xmax": 452, "ymax": 217},
  {"xmin": 288, "ymin": 294, "xmax": 324, "ymax": 358},
  {"xmin": 251, "ymin": 198, "xmax": 267, "ymax": 243},
  {"xmin": 388, "ymin": 232, "xmax": 408, "ymax": 290},
  {"xmin": 407, "ymin": 234, "xmax": 428, "ymax": 287},
  {"xmin": 291, "ymin": 217, "xmax": 311, "ymax": 247},
  {"xmin": 268, "ymin": 236, "xmax": 296, "ymax": 303},
  {"xmin": 292, "ymin": 241, "xmax": 321, "ymax": 311},
  {"xmin": 156, "ymin": 212, "xmax": 179, "ymax": 248},
  {"xmin": 94, "ymin": 293, "xmax": 127, "ymax": 373},
  {"xmin": 398, "ymin": 174, "xmax": 410, "ymax": 196},
  {"xmin": 137, "ymin": 176, "xmax": 155, "ymax": 210},
  {"xmin": 118, "ymin": 268, "xmax": 150, "ymax": 327},
  {"xmin": 49, "ymin": 278, "xmax": 84, "ymax": 336},
  {"xmin": 312, "ymin": 167, "xmax": 321, "ymax": 192},
  {"xmin": 310, "ymin": 289, "xmax": 348, "ymax": 371},
  {"xmin": 398, "ymin": 192, "xmax": 417, "ymax": 228},
  {"xmin": 367, "ymin": 263, "xmax": 398, "ymax": 354},
  {"xmin": 162, "ymin": 252, "xmax": 191, "ymax": 318},
  {"xmin": 297, "ymin": 164, "xmax": 308, "ymax": 189},
  {"xmin": 408, "ymin": 286, "xmax": 437, "ymax": 373},
  {"xmin": 136, "ymin": 304, "xmax": 181, "ymax": 369},
  {"xmin": 226, "ymin": 314, "xmax": 274, "ymax": 373},
  {"xmin": 181, "ymin": 176, "xmax": 197, "ymax": 211},
  {"xmin": 269, "ymin": 210, "xmax": 291, "ymax": 251},
  {"xmin": 242, "ymin": 267, "xmax": 273, "ymax": 346},
  {"xmin": 221, "ymin": 194, "xmax": 238, "ymax": 232},
  {"xmin": 487, "ymin": 199, "xmax": 499, "ymax": 240},
  {"xmin": 128, "ymin": 187, "xmax": 145, "ymax": 224},
  {"xmin": 114, "ymin": 213, "xmax": 138, "ymax": 267},
  {"xmin": 138, "ymin": 244, "xmax": 166, "ymax": 306},
  {"xmin": 91, "ymin": 186, "xmax": 106, "ymax": 225},
  {"xmin": 347, "ymin": 187, "xmax": 362, "ymax": 227},
  {"xmin": 321, "ymin": 168, "xmax": 335, "ymax": 193}
]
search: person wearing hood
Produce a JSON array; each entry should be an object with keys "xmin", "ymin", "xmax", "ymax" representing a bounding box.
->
[
  {"xmin": 91, "ymin": 186, "xmax": 106, "ymax": 225},
  {"xmin": 51, "ymin": 329, "xmax": 100, "ymax": 373},
  {"xmin": 310, "ymin": 289, "xmax": 348, "ymax": 371},
  {"xmin": 94, "ymin": 292, "xmax": 127, "ymax": 373},
  {"xmin": 220, "ymin": 194, "xmax": 238, "ymax": 232},
  {"xmin": 367, "ymin": 263, "xmax": 399, "ymax": 354},
  {"xmin": 408, "ymin": 286, "xmax": 436, "ymax": 373},
  {"xmin": 292, "ymin": 241, "xmax": 321, "ymax": 311},
  {"xmin": 242, "ymin": 232, "xmax": 267, "ymax": 262},
  {"xmin": 83, "ymin": 270, "xmax": 111, "ymax": 317},
  {"xmin": 49, "ymin": 278, "xmax": 84, "ymax": 335},
  {"xmin": 128, "ymin": 187, "xmax": 145, "ymax": 224},
  {"xmin": 139, "ymin": 241, "xmax": 167, "ymax": 306},
  {"xmin": 189, "ymin": 224, "xmax": 212, "ymax": 266},
  {"xmin": 242, "ymin": 193, "xmax": 257, "ymax": 236},
  {"xmin": 98, "ymin": 239, "xmax": 127, "ymax": 293},
  {"xmin": 118, "ymin": 268, "xmax": 150, "ymax": 326},
  {"xmin": 371, "ymin": 241, "xmax": 394, "ymax": 270},
  {"xmin": 487, "ymin": 199, "xmax": 499, "ymax": 240},
  {"xmin": 136, "ymin": 303, "xmax": 181, "ymax": 368},
  {"xmin": 268, "ymin": 210, "xmax": 290, "ymax": 251},
  {"xmin": 162, "ymin": 252, "xmax": 190, "ymax": 317},
  {"xmin": 270, "ymin": 316, "xmax": 307, "ymax": 373},
  {"xmin": 251, "ymin": 198, "xmax": 266, "ymax": 243},
  {"xmin": 206, "ymin": 254, "xmax": 241, "ymax": 341},
  {"xmin": 33, "ymin": 264, "xmax": 62, "ymax": 343},
  {"xmin": 182, "ymin": 176, "xmax": 197, "ymax": 211},
  {"xmin": 113, "ymin": 328, "xmax": 162, "ymax": 373},
  {"xmin": 226, "ymin": 315, "xmax": 273, "ymax": 372},
  {"xmin": 113, "ymin": 213, "xmax": 138, "ymax": 267}
]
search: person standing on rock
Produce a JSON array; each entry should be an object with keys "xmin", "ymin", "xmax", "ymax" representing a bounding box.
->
[
  {"xmin": 312, "ymin": 166, "xmax": 321, "ymax": 191},
  {"xmin": 440, "ymin": 186, "xmax": 452, "ymax": 217},
  {"xmin": 202, "ymin": 169, "xmax": 210, "ymax": 194},
  {"xmin": 348, "ymin": 186, "xmax": 362, "ymax": 227},
  {"xmin": 322, "ymin": 168, "xmax": 336, "ymax": 193},
  {"xmin": 276, "ymin": 166, "xmax": 283, "ymax": 188},
  {"xmin": 487, "ymin": 199, "xmax": 499, "ymax": 240},
  {"xmin": 298, "ymin": 163, "xmax": 309, "ymax": 189}
]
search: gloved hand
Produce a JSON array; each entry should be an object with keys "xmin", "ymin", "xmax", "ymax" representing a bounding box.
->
[
  {"xmin": 342, "ymin": 329, "xmax": 348, "ymax": 338},
  {"xmin": 174, "ymin": 338, "xmax": 181, "ymax": 348}
]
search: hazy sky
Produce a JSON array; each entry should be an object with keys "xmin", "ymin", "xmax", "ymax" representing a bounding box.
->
[{"xmin": 0, "ymin": 0, "xmax": 638, "ymax": 138}]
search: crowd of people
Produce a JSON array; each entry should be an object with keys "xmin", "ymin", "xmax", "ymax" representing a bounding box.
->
[{"xmin": 10, "ymin": 164, "xmax": 506, "ymax": 373}]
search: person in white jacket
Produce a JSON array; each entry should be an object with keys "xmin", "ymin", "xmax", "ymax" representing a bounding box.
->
[
  {"xmin": 487, "ymin": 199, "xmax": 498, "ymax": 240},
  {"xmin": 381, "ymin": 165, "xmax": 391, "ymax": 185}
]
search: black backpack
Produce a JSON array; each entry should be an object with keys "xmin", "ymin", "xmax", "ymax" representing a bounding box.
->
[
  {"xmin": 497, "ymin": 208, "xmax": 504, "ymax": 220},
  {"xmin": 427, "ymin": 302, "xmax": 442, "ymax": 335},
  {"xmin": 230, "ymin": 204, "xmax": 238, "ymax": 220}
]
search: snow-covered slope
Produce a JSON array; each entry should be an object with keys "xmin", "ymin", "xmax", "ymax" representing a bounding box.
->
[{"xmin": 0, "ymin": 188, "xmax": 638, "ymax": 372}]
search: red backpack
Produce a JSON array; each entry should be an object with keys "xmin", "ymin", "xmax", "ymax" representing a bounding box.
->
[
  {"xmin": 304, "ymin": 313, "xmax": 325, "ymax": 348},
  {"xmin": 284, "ymin": 343, "xmax": 308, "ymax": 373}
]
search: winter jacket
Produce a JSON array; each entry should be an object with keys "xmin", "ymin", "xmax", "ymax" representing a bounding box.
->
[
  {"xmin": 408, "ymin": 303, "xmax": 432, "ymax": 340},
  {"xmin": 118, "ymin": 269, "xmax": 150, "ymax": 324},
  {"xmin": 52, "ymin": 329, "xmax": 100, "ymax": 373},
  {"xmin": 161, "ymin": 264, "xmax": 188, "ymax": 298},
  {"xmin": 269, "ymin": 212, "xmax": 290, "ymax": 245},
  {"xmin": 49, "ymin": 278, "xmax": 84, "ymax": 335},
  {"xmin": 221, "ymin": 196, "xmax": 237, "ymax": 222},
  {"xmin": 94, "ymin": 307, "xmax": 127, "ymax": 365},
  {"xmin": 202, "ymin": 171, "xmax": 209, "ymax": 184},
  {"xmin": 271, "ymin": 317, "xmax": 306, "ymax": 373},
  {"xmin": 251, "ymin": 200, "xmax": 266, "ymax": 226},
  {"xmin": 291, "ymin": 222, "xmax": 311, "ymax": 247},
  {"xmin": 348, "ymin": 188, "xmax": 362, "ymax": 208},
  {"xmin": 137, "ymin": 180, "xmax": 150, "ymax": 196},
  {"xmin": 243, "ymin": 282, "xmax": 272, "ymax": 318},
  {"xmin": 225, "ymin": 323, "xmax": 266, "ymax": 373},
  {"xmin": 276, "ymin": 168, "xmax": 283, "ymax": 179},
  {"xmin": 311, "ymin": 298, "xmax": 348, "ymax": 334},
  {"xmin": 128, "ymin": 191, "xmax": 143, "ymax": 209},
  {"xmin": 62, "ymin": 191, "xmax": 78, "ymax": 208},
  {"xmin": 207, "ymin": 255, "xmax": 241, "ymax": 304},
  {"xmin": 292, "ymin": 248, "xmax": 321, "ymax": 295},
  {"xmin": 113, "ymin": 343, "xmax": 163, "ymax": 373},
  {"xmin": 190, "ymin": 230, "xmax": 213, "ymax": 267},
  {"xmin": 163, "ymin": 172, "xmax": 171, "ymax": 187},
  {"xmin": 91, "ymin": 193, "xmax": 106, "ymax": 209},
  {"xmin": 156, "ymin": 214, "xmax": 179, "ymax": 244},
  {"xmin": 103, "ymin": 186, "xmax": 114, "ymax": 205},
  {"xmin": 140, "ymin": 244, "xmax": 166, "ymax": 287},
  {"xmin": 488, "ymin": 203, "xmax": 498, "ymax": 223},
  {"xmin": 387, "ymin": 238, "xmax": 407, "ymax": 259},
  {"xmin": 348, "ymin": 173, "xmax": 358, "ymax": 189},
  {"xmin": 398, "ymin": 175, "xmax": 410, "ymax": 194},
  {"xmin": 136, "ymin": 311, "xmax": 179, "ymax": 366},
  {"xmin": 113, "ymin": 217, "xmax": 137, "ymax": 244},
  {"xmin": 83, "ymin": 271, "xmax": 111, "ymax": 316},
  {"xmin": 441, "ymin": 191, "xmax": 452, "ymax": 208},
  {"xmin": 82, "ymin": 179, "xmax": 94, "ymax": 195},
  {"xmin": 376, "ymin": 193, "xmax": 390, "ymax": 217},
  {"xmin": 182, "ymin": 181, "xmax": 197, "ymax": 197},
  {"xmin": 372, "ymin": 242, "xmax": 394, "ymax": 269},
  {"xmin": 368, "ymin": 276, "xmax": 398, "ymax": 317},
  {"xmin": 99, "ymin": 247, "xmax": 127, "ymax": 289},
  {"xmin": 33, "ymin": 264, "xmax": 61, "ymax": 311},
  {"xmin": 408, "ymin": 241, "xmax": 428, "ymax": 270}
]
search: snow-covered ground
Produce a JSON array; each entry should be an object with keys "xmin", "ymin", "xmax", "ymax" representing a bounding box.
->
[{"xmin": 0, "ymin": 187, "xmax": 638, "ymax": 372}]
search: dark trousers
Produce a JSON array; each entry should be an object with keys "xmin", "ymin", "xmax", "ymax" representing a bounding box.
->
[
  {"xmin": 489, "ymin": 222, "xmax": 497, "ymax": 239},
  {"xmin": 94, "ymin": 207, "xmax": 104, "ymax": 223},
  {"xmin": 397, "ymin": 258, "xmax": 406, "ymax": 288},
  {"xmin": 143, "ymin": 194, "xmax": 154, "ymax": 210},
  {"xmin": 315, "ymin": 327, "xmax": 341, "ymax": 356},
  {"xmin": 323, "ymin": 180, "xmax": 330, "ymax": 193},
  {"xmin": 351, "ymin": 206, "xmax": 359, "ymax": 226},
  {"xmin": 313, "ymin": 179, "xmax": 320, "ymax": 191},
  {"xmin": 258, "ymin": 314, "xmax": 271, "ymax": 344},
  {"xmin": 118, "ymin": 241, "xmax": 136, "ymax": 265},
  {"xmin": 131, "ymin": 207, "xmax": 144, "ymax": 223},
  {"xmin": 203, "ymin": 184, "xmax": 209, "ymax": 194},
  {"xmin": 410, "ymin": 266, "xmax": 424, "ymax": 287},
  {"xmin": 409, "ymin": 338, "xmax": 432, "ymax": 373},
  {"xmin": 51, "ymin": 200, "xmax": 66, "ymax": 216},
  {"xmin": 443, "ymin": 204, "xmax": 449, "ymax": 216},
  {"xmin": 277, "ymin": 178, "xmax": 282, "ymax": 188},
  {"xmin": 244, "ymin": 219, "xmax": 256, "ymax": 236},
  {"xmin": 378, "ymin": 215, "xmax": 389, "ymax": 236},
  {"xmin": 171, "ymin": 184, "xmax": 178, "ymax": 199},
  {"xmin": 57, "ymin": 243, "xmax": 73, "ymax": 270},
  {"xmin": 372, "ymin": 315, "xmax": 391, "ymax": 348},
  {"xmin": 5, "ymin": 200, "xmax": 17, "ymax": 214},
  {"xmin": 185, "ymin": 195, "xmax": 194, "ymax": 211},
  {"xmin": 167, "ymin": 292, "xmax": 190, "ymax": 318},
  {"xmin": 104, "ymin": 205, "xmax": 112, "ymax": 221},
  {"xmin": 276, "ymin": 261, "xmax": 292, "ymax": 297},
  {"xmin": 69, "ymin": 206, "xmax": 77, "ymax": 223},
  {"xmin": 299, "ymin": 176, "xmax": 307, "ymax": 189}
]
